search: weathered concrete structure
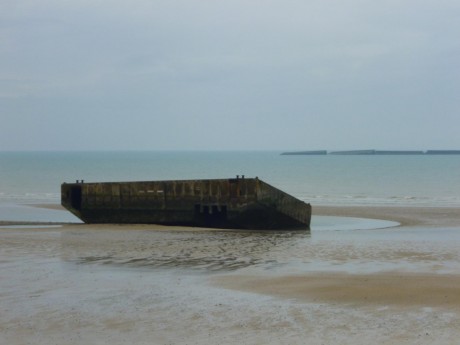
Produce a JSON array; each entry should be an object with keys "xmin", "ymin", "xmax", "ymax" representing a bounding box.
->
[
  {"xmin": 281, "ymin": 149, "xmax": 460, "ymax": 155},
  {"xmin": 61, "ymin": 177, "xmax": 311, "ymax": 230}
]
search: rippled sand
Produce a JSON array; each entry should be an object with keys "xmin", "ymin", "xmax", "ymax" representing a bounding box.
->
[{"xmin": 1, "ymin": 206, "xmax": 460, "ymax": 344}]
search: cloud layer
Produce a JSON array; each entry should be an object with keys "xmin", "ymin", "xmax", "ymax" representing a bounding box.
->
[{"xmin": 1, "ymin": 0, "xmax": 459, "ymax": 150}]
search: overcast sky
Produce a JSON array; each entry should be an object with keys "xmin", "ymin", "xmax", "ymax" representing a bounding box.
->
[{"xmin": 1, "ymin": 0, "xmax": 459, "ymax": 151}]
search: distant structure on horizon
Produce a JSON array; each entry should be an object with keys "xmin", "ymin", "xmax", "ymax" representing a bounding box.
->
[
  {"xmin": 281, "ymin": 150, "xmax": 460, "ymax": 156},
  {"xmin": 280, "ymin": 150, "xmax": 327, "ymax": 155},
  {"xmin": 329, "ymin": 150, "xmax": 425, "ymax": 155},
  {"xmin": 425, "ymin": 150, "xmax": 460, "ymax": 155}
]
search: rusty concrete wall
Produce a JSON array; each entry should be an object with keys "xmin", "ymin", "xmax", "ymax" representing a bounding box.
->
[
  {"xmin": 62, "ymin": 178, "xmax": 311, "ymax": 229},
  {"xmin": 78, "ymin": 178, "xmax": 258, "ymax": 211},
  {"xmin": 256, "ymin": 180, "xmax": 311, "ymax": 226}
]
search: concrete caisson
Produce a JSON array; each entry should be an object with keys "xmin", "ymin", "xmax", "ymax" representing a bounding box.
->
[{"xmin": 61, "ymin": 177, "xmax": 311, "ymax": 230}]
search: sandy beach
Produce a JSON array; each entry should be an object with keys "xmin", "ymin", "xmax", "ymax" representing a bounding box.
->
[{"xmin": 1, "ymin": 205, "xmax": 460, "ymax": 344}]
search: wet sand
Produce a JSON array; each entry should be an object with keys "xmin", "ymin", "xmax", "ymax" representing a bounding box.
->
[
  {"xmin": 1, "ymin": 205, "xmax": 460, "ymax": 344},
  {"xmin": 215, "ymin": 272, "xmax": 460, "ymax": 309}
]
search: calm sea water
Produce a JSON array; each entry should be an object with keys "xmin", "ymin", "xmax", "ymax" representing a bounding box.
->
[{"xmin": 1, "ymin": 151, "xmax": 460, "ymax": 208}]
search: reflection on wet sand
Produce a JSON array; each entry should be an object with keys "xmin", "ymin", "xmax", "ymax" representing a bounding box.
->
[
  {"xmin": 62, "ymin": 228, "xmax": 309, "ymax": 271},
  {"xmin": 58, "ymin": 219, "xmax": 460, "ymax": 275}
]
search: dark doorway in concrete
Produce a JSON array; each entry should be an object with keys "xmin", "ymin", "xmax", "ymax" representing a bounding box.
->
[
  {"xmin": 70, "ymin": 186, "xmax": 82, "ymax": 210},
  {"xmin": 194, "ymin": 204, "xmax": 227, "ymax": 226}
]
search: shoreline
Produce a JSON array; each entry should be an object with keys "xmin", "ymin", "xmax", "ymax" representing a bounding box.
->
[{"xmin": 2, "ymin": 204, "xmax": 459, "ymax": 229}]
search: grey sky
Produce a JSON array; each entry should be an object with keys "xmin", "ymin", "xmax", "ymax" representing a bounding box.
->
[{"xmin": 1, "ymin": 0, "xmax": 459, "ymax": 151}]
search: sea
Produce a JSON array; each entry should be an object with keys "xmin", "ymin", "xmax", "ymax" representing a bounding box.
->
[{"xmin": 1, "ymin": 150, "xmax": 460, "ymax": 223}]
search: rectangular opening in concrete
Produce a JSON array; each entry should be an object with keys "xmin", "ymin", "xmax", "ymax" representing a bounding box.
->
[
  {"xmin": 194, "ymin": 204, "xmax": 228, "ymax": 226},
  {"xmin": 70, "ymin": 186, "xmax": 82, "ymax": 211}
]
